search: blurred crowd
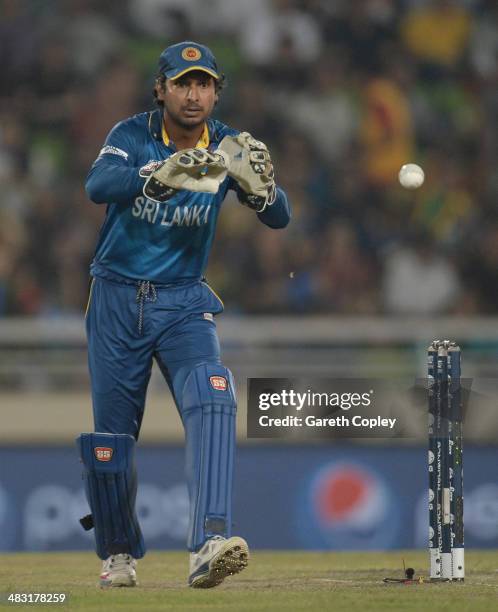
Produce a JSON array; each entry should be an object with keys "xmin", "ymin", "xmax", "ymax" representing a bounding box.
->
[{"xmin": 1, "ymin": 0, "xmax": 498, "ymax": 316}]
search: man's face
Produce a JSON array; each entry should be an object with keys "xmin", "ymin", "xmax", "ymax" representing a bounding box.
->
[{"xmin": 157, "ymin": 71, "xmax": 218, "ymax": 129}]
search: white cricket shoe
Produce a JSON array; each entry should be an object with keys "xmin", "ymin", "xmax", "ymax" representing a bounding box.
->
[
  {"xmin": 99, "ymin": 553, "xmax": 137, "ymax": 588},
  {"xmin": 188, "ymin": 535, "xmax": 249, "ymax": 588}
]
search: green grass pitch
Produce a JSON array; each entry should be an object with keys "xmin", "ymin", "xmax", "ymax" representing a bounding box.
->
[{"xmin": 1, "ymin": 550, "xmax": 497, "ymax": 611}]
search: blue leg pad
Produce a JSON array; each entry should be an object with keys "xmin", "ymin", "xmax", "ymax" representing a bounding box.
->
[
  {"xmin": 77, "ymin": 432, "xmax": 145, "ymax": 560},
  {"xmin": 181, "ymin": 364, "xmax": 237, "ymax": 551}
]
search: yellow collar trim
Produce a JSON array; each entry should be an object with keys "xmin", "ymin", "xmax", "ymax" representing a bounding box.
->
[{"xmin": 162, "ymin": 122, "xmax": 210, "ymax": 149}]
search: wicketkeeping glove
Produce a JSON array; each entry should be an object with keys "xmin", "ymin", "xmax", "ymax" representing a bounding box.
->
[
  {"xmin": 217, "ymin": 132, "xmax": 277, "ymax": 213},
  {"xmin": 142, "ymin": 149, "xmax": 228, "ymax": 202}
]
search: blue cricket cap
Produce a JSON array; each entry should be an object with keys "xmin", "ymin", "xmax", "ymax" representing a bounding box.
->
[{"xmin": 158, "ymin": 41, "xmax": 220, "ymax": 81}]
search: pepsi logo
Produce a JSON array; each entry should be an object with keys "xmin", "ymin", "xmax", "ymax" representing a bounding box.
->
[
  {"xmin": 299, "ymin": 462, "xmax": 398, "ymax": 550},
  {"xmin": 313, "ymin": 465, "xmax": 384, "ymax": 527}
]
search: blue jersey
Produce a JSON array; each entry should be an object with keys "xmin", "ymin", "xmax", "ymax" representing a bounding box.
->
[{"xmin": 85, "ymin": 109, "xmax": 291, "ymax": 284}]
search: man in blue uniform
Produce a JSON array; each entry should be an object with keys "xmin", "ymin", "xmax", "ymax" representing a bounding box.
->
[{"xmin": 77, "ymin": 41, "xmax": 290, "ymax": 589}]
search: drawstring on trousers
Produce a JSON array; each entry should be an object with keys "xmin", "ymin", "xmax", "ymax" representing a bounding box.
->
[{"xmin": 136, "ymin": 280, "xmax": 157, "ymax": 334}]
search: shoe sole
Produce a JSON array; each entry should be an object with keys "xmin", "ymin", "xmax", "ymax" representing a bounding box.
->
[
  {"xmin": 99, "ymin": 574, "xmax": 137, "ymax": 588},
  {"xmin": 190, "ymin": 537, "xmax": 250, "ymax": 589}
]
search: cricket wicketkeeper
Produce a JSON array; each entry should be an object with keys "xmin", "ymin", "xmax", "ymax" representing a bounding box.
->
[{"xmin": 77, "ymin": 41, "xmax": 290, "ymax": 588}]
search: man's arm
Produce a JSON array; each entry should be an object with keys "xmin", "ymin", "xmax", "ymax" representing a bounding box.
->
[
  {"xmin": 256, "ymin": 186, "xmax": 291, "ymax": 229},
  {"xmin": 233, "ymin": 183, "xmax": 291, "ymax": 229},
  {"xmin": 85, "ymin": 121, "xmax": 144, "ymax": 205}
]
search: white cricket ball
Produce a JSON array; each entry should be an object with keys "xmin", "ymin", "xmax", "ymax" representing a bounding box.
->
[{"xmin": 398, "ymin": 163, "xmax": 425, "ymax": 189}]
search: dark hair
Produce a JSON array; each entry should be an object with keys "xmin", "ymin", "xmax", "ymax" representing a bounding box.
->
[{"xmin": 153, "ymin": 72, "xmax": 226, "ymax": 107}]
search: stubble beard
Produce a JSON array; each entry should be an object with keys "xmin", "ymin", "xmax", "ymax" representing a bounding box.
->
[{"xmin": 164, "ymin": 106, "xmax": 208, "ymax": 131}]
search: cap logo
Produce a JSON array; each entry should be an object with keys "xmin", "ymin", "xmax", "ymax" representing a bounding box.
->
[
  {"xmin": 94, "ymin": 447, "xmax": 113, "ymax": 462},
  {"xmin": 210, "ymin": 375, "xmax": 227, "ymax": 391},
  {"xmin": 182, "ymin": 47, "xmax": 202, "ymax": 61}
]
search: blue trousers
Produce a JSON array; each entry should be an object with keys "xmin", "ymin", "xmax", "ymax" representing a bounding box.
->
[
  {"xmin": 85, "ymin": 275, "xmax": 224, "ymax": 435},
  {"xmin": 85, "ymin": 274, "xmax": 237, "ymax": 552}
]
